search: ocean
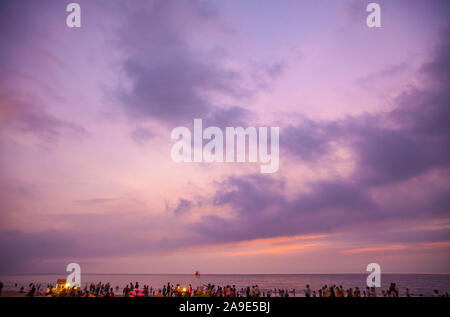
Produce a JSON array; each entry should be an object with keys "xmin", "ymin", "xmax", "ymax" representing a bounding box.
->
[{"xmin": 1, "ymin": 273, "xmax": 449, "ymax": 297}]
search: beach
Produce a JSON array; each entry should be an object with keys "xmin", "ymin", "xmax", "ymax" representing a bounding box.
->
[{"xmin": 1, "ymin": 273, "xmax": 449, "ymax": 298}]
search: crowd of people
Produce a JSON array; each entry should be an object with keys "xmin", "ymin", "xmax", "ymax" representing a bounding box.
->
[{"xmin": 0, "ymin": 280, "xmax": 448, "ymax": 297}]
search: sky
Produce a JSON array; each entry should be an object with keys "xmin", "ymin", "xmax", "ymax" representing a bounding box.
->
[{"xmin": 0, "ymin": 0, "xmax": 449, "ymax": 275}]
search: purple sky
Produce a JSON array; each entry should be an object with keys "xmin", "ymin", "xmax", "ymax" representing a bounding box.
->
[{"xmin": 0, "ymin": 0, "xmax": 449, "ymax": 274}]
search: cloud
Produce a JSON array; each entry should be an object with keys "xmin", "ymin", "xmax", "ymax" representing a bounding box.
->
[
  {"xmin": 356, "ymin": 62, "xmax": 409, "ymax": 89},
  {"xmin": 114, "ymin": 1, "xmax": 239, "ymax": 124},
  {"xmin": 130, "ymin": 127, "xmax": 154, "ymax": 145},
  {"xmin": 0, "ymin": 229, "xmax": 81, "ymax": 274},
  {"xmin": 0, "ymin": 1, "xmax": 448, "ymax": 274},
  {"xmin": 0, "ymin": 1, "xmax": 87, "ymax": 145},
  {"xmin": 112, "ymin": 0, "xmax": 280, "ymax": 128},
  {"xmin": 0, "ymin": 219, "xmax": 189, "ymax": 274},
  {"xmin": 420, "ymin": 29, "xmax": 450, "ymax": 87},
  {"xmin": 0, "ymin": 92, "xmax": 87, "ymax": 143},
  {"xmin": 191, "ymin": 34, "xmax": 450, "ymax": 246},
  {"xmin": 341, "ymin": 240, "xmax": 450, "ymax": 255},
  {"xmin": 172, "ymin": 198, "xmax": 193, "ymax": 215},
  {"xmin": 341, "ymin": 244, "xmax": 408, "ymax": 255},
  {"xmin": 212, "ymin": 174, "xmax": 286, "ymax": 215},
  {"xmin": 282, "ymin": 117, "xmax": 335, "ymax": 160},
  {"xmin": 73, "ymin": 198, "xmax": 117, "ymax": 206},
  {"xmin": 224, "ymin": 243, "xmax": 319, "ymax": 257},
  {"xmin": 205, "ymin": 106, "xmax": 253, "ymax": 128},
  {"xmin": 193, "ymin": 175, "xmax": 376, "ymax": 244},
  {"xmin": 285, "ymin": 34, "xmax": 450, "ymax": 187}
]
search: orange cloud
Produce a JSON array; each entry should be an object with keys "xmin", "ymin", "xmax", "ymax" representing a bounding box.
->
[
  {"xmin": 232, "ymin": 234, "xmax": 328, "ymax": 247},
  {"xmin": 224, "ymin": 243, "xmax": 320, "ymax": 256},
  {"xmin": 198, "ymin": 234, "xmax": 330, "ymax": 257},
  {"xmin": 187, "ymin": 233, "xmax": 326, "ymax": 250},
  {"xmin": 420, "ymin": 241, "xmax": 450, "ymax": 248},
  {"xmin": 341, "ymin": 240, "xmax": 450, "ymax": 255},
  {"xmin": 341, "ymin": 244, "xmax": 408, "ymax": 255}
]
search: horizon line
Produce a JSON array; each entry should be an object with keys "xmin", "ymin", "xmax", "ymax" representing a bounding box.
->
[{"xmin": 2, "ymin": 272, "xmax": 450, "ymax": 276}]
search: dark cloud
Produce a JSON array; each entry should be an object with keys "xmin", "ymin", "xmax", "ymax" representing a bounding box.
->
[
  {"xmin": 191, "ymin": 169, "xmax": 449, "ymax": 246},
  {"xmin": 420, "ymin": 28, "xmax": 450, "ymax": 86},
  {"xmin": 356, "ymin": 62, "xmax": 409, "ymax": 88},
  {"xmin": 285, "ymin": 34, "xmax": 450, "ymax": 187},
  {"xmin": 192, "ymin": 34, "xmax": 450, "ymax": 244},
  {"xmin": 114, "ymin": 0, "xmax": 237, "ymax": 124},
  {"xmin": 212, "ymin": 174, "xmax": 285, "ymax": 215},
  {"xmin": 113, "ymin": 0, "xmax": 279, "ymax": 128},
  {"xmin": 205, "ymin": 106, "xmax": 253, "ymax": 128},
  {"xmin": 0, "ymin": 1, "xmax": 87, "ymax": 145},
  {"xmin": 0, "ymin": 214, "xmax": 194, "ymax": 274},
  {"xmin": 352, "ymin": 51, "xmax": 450, "ymax": 186},
  {"xmin": 0, "ymin": 93, "xmax": 87, "ymax": 143},
  {"xmin": 282, "ymin": 117, "xmax": 336, "ymax": 160},
  {"xmin": 0, "ymin": 229, "xmax": 79, "ymax": 274},
  {"xmin": 265, "ymin": 63, "xmax": 284, "ymax": 80},
  {"xmin": 338, "ymin": 226, "xmax": 450, "ymax": 246},
  {"xmin": 0, "ymin": 228, "xmax": 160, "ymax": 274},
  {"xmin": 172, "ymin": 198, "xmax": 193, "ymax": 215},
  {"xmin": 192, "ymin": 175, "xmax": 376, "ymax": 244}
]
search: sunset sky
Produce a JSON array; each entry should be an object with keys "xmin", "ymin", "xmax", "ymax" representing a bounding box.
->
[{"xmin": 0, "ymin": 0, "xmax": 449, "ymax": 274}]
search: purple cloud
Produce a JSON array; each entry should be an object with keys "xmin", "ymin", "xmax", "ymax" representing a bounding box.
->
[
  {"xmin": 112, "ymin": 0, "xmax": 279, "ymax": 128},
  {"xmin": 191, "ymin": 34, "xmax": 450, "ymax": 245},
  {"xmin": 285, "ymin": 34, "xmax": 450, "ymax": 187},
  {"xmin": 172, "ymin": 198, "xmax": 193, "ymax": 215}
]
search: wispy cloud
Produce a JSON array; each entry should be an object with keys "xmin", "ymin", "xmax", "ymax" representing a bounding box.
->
[
  {"xmin": 73, "ymin": 198, "xmax": 117, "ymax": 206},
  {"xmin": 224, "ymin": 243, "xmax": 320, "ymax": 256},
  {"xmin": 341, "ymin": 245, "xmax": 408, "ymax": 255}
]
